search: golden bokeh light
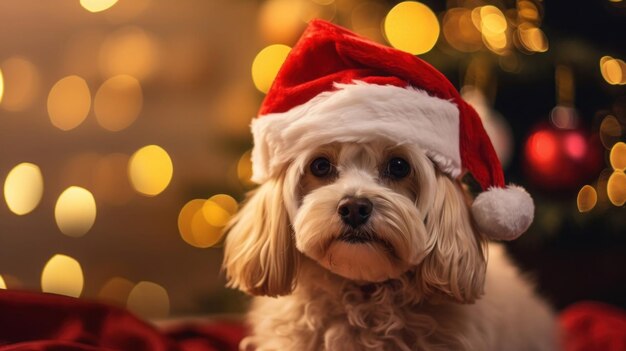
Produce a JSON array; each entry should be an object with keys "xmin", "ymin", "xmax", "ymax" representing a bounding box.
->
[
  {"xmin": 178, "ymin": 199, "xmax": 224, "ymax": 248},
  {"xmin": 0, "ymin": 275, "xmax": 6, "ymax": 289},
  {"xmin": 237, "ymin": 150, "xmax": 255, "ymax": 188},
  {"xmin": 80, "ymin": 0, "xmax": 118, "ymax": 13},
  {"xmin": 99, "ymin": 27, "xmax": 159, "ymax": 80},
  {"xmin": 577, "ymin": 185, "xmax": 597, "ymax": 213},
  {"xmin": 610, "ymin": 142, "xmax": 626, "ymax": 171},
  {"xmin": 480, "ymin": 6, "xmax": 507, "ymax": 35},
  {"xmin": 0, "ymin": 57, "xmax": 40, "ymax": 111},
  {"xmin": 517, "ymin": 0, "xmax": 540, "ymax": 22},
  {"xmin": 129, "ymin": 145, "xmax": 173, "ymax": 196},
  {"xmin": 41, "ymin": 254, "xmax": 84, "ymax": 298},
  {"xmin": 4, "ymin": 163, "xmax": 44, "ymax": 216},
  {"xmin": 127, "ymin": 281, "xmax": 170, "ymax": 319},
  {"xmin": 442, "ymin": 8, "xmax": 482, "ymax": 52},
  {"xmin": 482, "ymin": 31, "xmax": 508, "ymax": 53},
  {"xmin": 0, "ymin": 68, "xmax": 4, "ymax": 104},
  {"xmin": 259, "ymin": 0, "xmax": 308, "ymax": 44},
  {"xmin": 55, "ymin": 186, "xmax": 97, "ymax": 237},
  {"xmin": 607, "ymin": 170, "xmax": 626, "ymax": 206},
  {"xmin": 94, "ymin": 75, "xmax": 143, "ymax": 132},
  {"xmin": 384, "ymin": 1, "xmax": 440, "ymax": 55},
  {"xmin": 517, "ymin": 23, "xmax": 548, "ymax": 53},
  {"xmin": 202, "ymin": 194, "xmax": 238, "ymax": 227},
  {"xmin": 251, "ymin": 44, "xmax": 291, "ymax": 94},
  {"xmin": 600, "ymin": 56, "xmax": 626, "ymax": 85},
  {"xmin": 599, "ymin": 115, "xmax": 622, "ymax": 149},
  {"xmin": 98, "ymin": 277, "xmax": 134, "ymax": 305},
  {"xmin": 47, "ymin": 75, "xmax": 91, "ymax": 131}
]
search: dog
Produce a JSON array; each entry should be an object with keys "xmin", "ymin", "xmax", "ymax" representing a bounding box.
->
[{"xmin": 223, "ymin": 138, "xmax": 558, "ymax": 350}]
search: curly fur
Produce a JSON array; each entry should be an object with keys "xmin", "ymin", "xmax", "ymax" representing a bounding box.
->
[{"xmin": 223, "ymin": 141, "xmax": 558, "ymax": 351}]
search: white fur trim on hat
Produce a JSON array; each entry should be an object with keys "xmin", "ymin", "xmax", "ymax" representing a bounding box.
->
[
  {"xmin": 251, "ymin": 81, "xmax": 461, "ymax": 184},
  {"xmin": 471, "ymin": 185, "xmax": 535, "ymax": 240}
]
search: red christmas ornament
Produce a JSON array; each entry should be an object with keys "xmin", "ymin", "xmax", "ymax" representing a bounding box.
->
[{"xmin": 524, "ymin": 121, "xmax": 603, "ymax": 191}]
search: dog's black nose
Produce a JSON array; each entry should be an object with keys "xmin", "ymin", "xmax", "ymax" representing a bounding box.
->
[{"xmin": 337, "ymin": 197, "xmax": 373, "ymax": 228}]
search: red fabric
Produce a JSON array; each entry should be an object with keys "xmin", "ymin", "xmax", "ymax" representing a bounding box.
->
[
  {"xmin": 560, "ymin": 301, "xmax": 626, "ymax": 351},
  {"xmin": 0, "ymin": 290, "xmax": 246, "ymax": 351},
  {"xmin": 259, "ymin": 19, "xmax": 504, "ymax": 190}
]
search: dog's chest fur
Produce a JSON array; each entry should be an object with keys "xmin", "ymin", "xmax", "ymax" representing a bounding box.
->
[{"xmin": 242, "ymin": 245, "xmax": 557, "ymax": 351}]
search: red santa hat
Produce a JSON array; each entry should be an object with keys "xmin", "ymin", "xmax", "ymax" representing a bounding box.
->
[{"xmin": 250, "ymin": 19, "xmax": 534, "ymax": 241}]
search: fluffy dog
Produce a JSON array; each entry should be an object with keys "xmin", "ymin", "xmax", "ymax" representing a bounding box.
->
[
  {"xmin": 223, "ymin": 139, "xmax": 557, "ymax": 350},
  {"xmin": 223, "ymin": 19, "xmax": 557, "ymax": 351}
]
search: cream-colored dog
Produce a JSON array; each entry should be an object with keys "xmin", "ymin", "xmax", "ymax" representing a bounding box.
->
[{"xmin": 223, "ymin": 139, "xmax": 558, "ymax": 351}]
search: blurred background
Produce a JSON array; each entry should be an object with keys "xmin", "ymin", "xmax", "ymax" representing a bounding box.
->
[{"xmin": 0, "ymin": 0, "xmax": 625, "ymax": 320}]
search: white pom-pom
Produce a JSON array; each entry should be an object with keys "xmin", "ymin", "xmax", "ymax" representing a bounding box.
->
[{"xmin": 471, "ymin": 185, "xmax": 534, "ymax": 241}]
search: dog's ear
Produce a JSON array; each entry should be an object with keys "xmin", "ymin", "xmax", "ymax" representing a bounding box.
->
[
  {"xmin": 222, "ymin": 175, "xmax": 299, "ymax": 297},
  {"xmin": 418, "ymin": 173, "xmax": 487, "ymax": 303}
]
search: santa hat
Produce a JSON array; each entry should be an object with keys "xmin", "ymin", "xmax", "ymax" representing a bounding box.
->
[{"xmin": 250, "ymin": 19, "xmax": 534, "ymax": 241}]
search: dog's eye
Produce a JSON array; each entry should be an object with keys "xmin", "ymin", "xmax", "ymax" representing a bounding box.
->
[
  {"xmin": 386, "ymin": 157, "xmax": 411, "ymax": 179},
  {"xmin": 310, "ymin": 157, "xmax": 333, "ymax": 177}
]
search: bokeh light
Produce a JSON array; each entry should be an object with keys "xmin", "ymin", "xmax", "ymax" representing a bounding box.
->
[
  {"xmin": 0, "ymin": 68, "xmax": 4, "ymax": 104},
  {"xmin": 0, "ymin": 57, "xmax": 40, "ymax": 111},
  {"xmin": 251, "ymin": 44, "xmax": 291, "ymax": 94},
  {"xmin": 80, "ymin": 0, "xmax": 118, "ymax": 13},
  {"xmin": 94, "ymin": 75, "xmax": 143, "ymax": 132},
  {"xmin": 127, "ymin": 281, "xmax": 170, "ymax": 319},
  {"xmin": 526, "ymin": 130, "xmax": 557, "ymax": 165},
  {"xmin": 47, "ymin": 75, "xmax": 91, "ymax": 131},
  {"xmin": 98, "ymin": 276, "xmax": 134, "ymax": 305},
  {"xmin": 237, "ymin": 150, "xmax": 255, "ymax": 188},
  {"xmin": 610, "ymin": 142, "xmax": 626, "ymax": 171},
  {"xmin": 517, "ymin": 23, "xmax": 548, "ymax": 53},
  {"xmin": 0, "ymin": 275, "xmax": 6, "ymax": 289},
  {"xmin": 178, "ymin": 199, "xmax": 224, "ymax": 248},
  {"xmin": 54, "ymin": 186, "xmax": 97, "ymax": 237},
  {"xmin": 442, "ymin": 8, "xmax": 482, "ymax": 52},
  {"xmin": 600, "ymin": 56, "xmax": 626, "ymax": 85},
  {"xmin": 202, "ymin": 194, "xmax": 238, "ymax": 227},
  {"xmin": 577, "ymin": 185, "xmax": 598, "ymax": 213},
  {"xmin": 258, "ymin": 0, "xmax": 308, "ymax": 44},
  {"xmin": 99, "ymin": 27, "xmax": 159, "ymax": 80},
  {"xmin": 607, "ymin": 170, "xmax": 626, "ymax": 206},
  {"xmin": 4, "ymin": 163, "xmax": 44, "ymax": 215},
  {"xmin": 599, "ymin": 115, "xmax": 622, "ymax": 149},
  {"xmin": 517, "ymin": 0, "xmax": 540, "ymax": 22},
  {"xmin": 41, "ymin": 254, "xmax": 84, "ymax": 298},
  {"xmin": 129, "ymin": 145, "xmax": 173, "ymax": 196},
  {"xmin": 384, "ymin": 1, "xmax": 440, "ymax": 55}
]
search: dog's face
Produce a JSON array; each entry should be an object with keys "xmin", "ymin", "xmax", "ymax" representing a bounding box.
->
[
  {"xmin": 289, "ymin": 141, "xmax": 433, "ymax": 283},
  {"xmin": 224, "ymin": 139, "xmax": 486, "ymax": 302}
]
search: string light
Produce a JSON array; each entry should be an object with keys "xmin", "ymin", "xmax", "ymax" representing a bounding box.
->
[
  {"xmin": 600, "ymin": 56, "xmax": 626, "ymax": 85},
  {"xmin": 128, "ymin": 145, "xmax": 173, "ymax": 196},
  {"xmin": 4, "ymin": 163, "xmax": 44, "ymax": 215},
  {"xmin": 384, "ymin": 1, "xmax": 440, "ymax": 55},
  {"xmin": 47, "ymin": 75, "xmax": 91, "ymax": 131},
  {"xmin": 610, "ymin": 142, "xmax": 626, "ymax": 171},
  {"xmin": 80, "ymin": 0, "xmax": 119, "ymax": 13},
  {"xmin": 0, "ymin": 57, "xmax": 40, "ymax": 111},
  {"xmin": 127, "ymin": 281, "xmax": 170, "ymax": 319},
  {"xmin": 55, "ymin": 186, "xmax": 97, "ymax": 237},
  {"xmin": 577, "ymin": 185, "xmax": 597, "ymax": 213},
  {"xmin": 41, "ymin": 254, "xmax": 84, "ymax": 298},
  {"xmin": 607, "ymin": 170, "xmax": 626, "ymax": 206},
  {"xmin": 251, "ymin": 44, "xmax": 291, "ymax": 94}
]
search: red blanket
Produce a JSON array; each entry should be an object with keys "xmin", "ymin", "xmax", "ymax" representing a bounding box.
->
[{"xmin": 1, "ymin": 290, "xmax": 625, "ymax": 351}]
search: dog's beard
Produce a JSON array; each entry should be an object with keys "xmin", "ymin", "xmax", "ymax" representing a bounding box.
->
[{"xmin": 293, "ymin": 183, "xmax": 428, "ymax": 283}]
